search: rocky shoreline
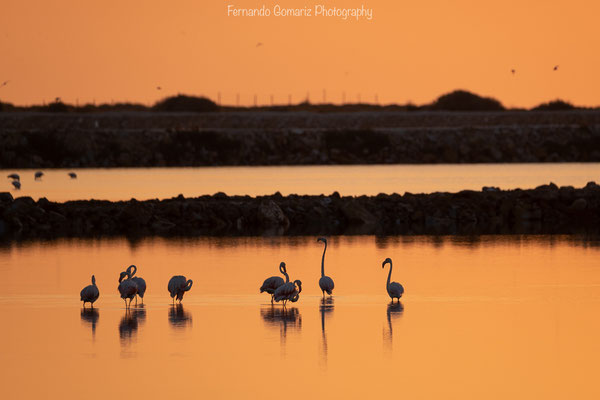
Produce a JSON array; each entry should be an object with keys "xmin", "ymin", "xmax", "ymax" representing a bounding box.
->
[
  {"xmin": 0, "ymin": 182, "xmax": 598, "ymax": 240},
  {"xmin": 1, "ymin": 111, "xmax": 599, "ymax": 167}
]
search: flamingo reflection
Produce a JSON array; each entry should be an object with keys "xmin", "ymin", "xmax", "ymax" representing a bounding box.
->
[
  {"xmin": 261, "ymin": 306, "xmax": 302, "ymax": 353},
  {"xmin": 319, "ymin": 297, "xmax": 334, "ymax": 367},
  {"xmin": 168, "ymin": 304, "xmax": 192, "ymax": 329},
  {"xmin": 384, "ymin": 301, "xmax": 404, "ymax": 350},
  {"xmin": 118, "ymin": 306, "xmax": 146, "ymax": 344},
  {"xmin": 80, "ymin": 308, "xmax": 99, "ymax": 339}
]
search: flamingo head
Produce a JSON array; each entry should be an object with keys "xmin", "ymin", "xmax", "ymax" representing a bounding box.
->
[
  {"xmin": 317, "ymin": 237, "xmax": 327, "ymax": 244},
  {"xmin": 294, "ymin": 280, "xmax": 302, "ymax": 293},
  {"xmin": 382, "ymin": 258, "xmax": 392, "ymax": 268},
  {"xmin": 118, "ymin": 271, "xmax": 127, "ymax": 283},
  {"xmin": 92, "ymin": 275, "xmax": 96, "ymax": 285}
]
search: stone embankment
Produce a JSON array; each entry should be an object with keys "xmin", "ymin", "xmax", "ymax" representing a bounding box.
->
[
  {"xmin": 0, "ymin": 182, "xmax": 598, "ymax": 239},
  {"xmin": 0, "ymin": 111, "xmax": 599, "ymax": 167}
]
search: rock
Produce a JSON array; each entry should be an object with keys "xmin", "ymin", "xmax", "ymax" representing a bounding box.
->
[
  {"xmin": 258, "ymin": 200, "xmax": 289, "ymax": 229},
  {"xmin": 340, "ymin": 200, "xmax": 377, "ymax": 226},
  {"xmin": 569, "ymin": 198, "xmax": 587, "ymax": 212},
  {"xmin": 0, "ymin": 192, "xmax": 13, "ymax": 203}
]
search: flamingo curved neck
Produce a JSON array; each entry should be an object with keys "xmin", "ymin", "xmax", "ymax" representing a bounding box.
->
[
  {"xmin": 92, "ymin": 276, "xmax": 96, "ymax": 285},
  {"xmin": 321, "ymin": 241, "xmax": 327, "ymax": 277},
  {"xmin": 128, "ymin": 265, "xmax": 137, "ymax": 277},
  {"xmin": 386, "ymin": 261, "xmax": 392, "ymax": 289},
  {"xmin": 185, "ymin": 280, "xmax": 193, "ymax": 291}
]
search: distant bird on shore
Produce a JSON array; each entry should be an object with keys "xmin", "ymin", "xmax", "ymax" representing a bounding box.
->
[
  {"xmin": 168, "ymin": 275, "xmax": 193, "ymax": 303},
  {"xmin": 34, "ymin": 171, "xmax": 44, "ymax": 180},
  {"xmin": 553, "ymin": 65, "xmax": 559, "ymax": 71},
  {"xmin": 382, "ymin": 258, "xmax": 404, "ymax": 303},
  {"xmin": 7, "ymin": 173, "xmax": 19, "ymax": 181},
  {"xmin": 80, "ymin": 275, "xmax": 100, "ymax": 308},
  {"xmin": 317, "ymin": 237, "xmax": 335, "ymax": 297},
  {"xmin": 11, "ymin": 180, "xmax": 20, "ymax": 190},
  {"xmin": 68, "ymin": 172, "xmax": 77, "ymax": 179},
  {"xmin": 260, "ymin": 262, "xmax": 287, "ymax": 303}
]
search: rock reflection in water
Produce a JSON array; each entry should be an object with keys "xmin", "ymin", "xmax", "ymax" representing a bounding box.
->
[
  {"xmin": 319, "ymin": 297, "xmax": 334, "ymax": 367},
  {"xmin": 80, "ymin": 308, "xmax": 99, "ymax": 339},
  {"xmin": 261, "ymin": 306, "xmax": 302, "ymax": 353},
  {"xmin": 384, "ymin": 301, "xmax": 404, "ymax": 350},
  {"xmin": 168, "ymin": 304, "xmax": 192, "ymax": 329},
  {"xmin": 119, "ymin": 306, "xmax": 146, "ymax": 345}
]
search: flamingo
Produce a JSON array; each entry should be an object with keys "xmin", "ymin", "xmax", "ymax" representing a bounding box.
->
[
  {"xmin": 80, "ymin": 275, "xmax": 100, "ymax": 308},
  {"xmin": 11, "ymin": 180, "xmax": 20, "ymax": 190},
  {"xmin": 7, "ymin": 173, "xmax": 19, "ymax": 181},
  {"xmin": 68, "ymin": 172, "xmax": 77, "ymax": 179},
  {"xmin": 118, "ymin": 269, "xmax": 138, "ymax": 308},
  {"xmin": 317, "ymin": 237, "xmax": 334, "ymax": 297},
  {"xmin": 34, "ymin": 171, "xmax": 44, "ymax": 180},
  {"xmin": 126, "ymin": 265, "xmax": 146, "ymax": 304},
  {"xmin": 289, "ymin": 280, "xmax": 302, "ymax": 303},
  {"xmin": 168, "ymin": 275, "xmax": 193, "ymax": 303},
  {"xmin": 382, "ymin": 258, "xmax": 404, "ymax": 303},
  {"xmin": 274, "ymin": 279, "xmax": 302, "ymax": 306},
  {"xmin": 260, "ymin": 261, "xmax": 287, "ymax": 303}
]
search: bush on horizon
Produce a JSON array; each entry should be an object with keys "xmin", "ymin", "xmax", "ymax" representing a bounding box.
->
[
  {"xmin": 429, "ymin": 90, "xmax": 505, "ymax": 111},
  {"xmin": 532, "ymin": 99, "xmax": 575, "ymax": 111},
  {"xmin": 153, "ymin": 94, "xmax": 219, "ymax": 113}
]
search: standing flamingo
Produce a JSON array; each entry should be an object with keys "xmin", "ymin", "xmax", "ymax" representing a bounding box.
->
[
  {"xmin": 382, "ymin": 258, "xmax": 404, "ymax": 302},
  {"xmin": 118, "ymin": 269, "xmax": 138, "ymax": 308},
  {"xmin": 80, "ymin": 275, "xmax": 100, "ymax": 308},
  {"xmin": 274, "ymin": 279, "xmax": 302, "ymax": 306},
  {"xmin": 317, "ymin": 237, "xmax": 334, "ymax": 297},
  {"xmin": 126, "ymin": 265, "xmax": 146, "ymax": 304},
  {"xmin": 168, "ymin": 275, "xmax": 193, "ymax": 303},
  {"xmin": 260, "ymin": 261, "xmax": 288, "ymax": 303}
]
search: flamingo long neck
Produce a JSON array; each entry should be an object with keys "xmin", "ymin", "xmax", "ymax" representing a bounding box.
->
[
  {"xmin": 283, "ymin": 267, "xmax": 289, "ymax": 283},
  {"xmin": 128, "ymin": 265, "xmax": 137, "ymax": 277},
  {"xmin": 321, "ymin": 241, "xmax": 327, "ymax": 277},
  {"xmin": 92, "ymin": 275, "xmax": 96, "ymax": 285},
  {"xmin": 386, "ymin": 261, "xmax": 392, "ymax": 289}
]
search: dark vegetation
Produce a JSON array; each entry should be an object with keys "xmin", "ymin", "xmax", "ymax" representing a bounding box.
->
[
  {"xmin": 0, "ymin": 90, "xmax": 594, "ymax": 113},
  {"xmin": 0, "ymin": 182, "xmax": 598, "ymax": 239}
]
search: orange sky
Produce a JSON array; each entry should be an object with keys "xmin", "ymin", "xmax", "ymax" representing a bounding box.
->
[{"xmin": 0, "ymin": 0, "xmax": 598, "ymax": 107}]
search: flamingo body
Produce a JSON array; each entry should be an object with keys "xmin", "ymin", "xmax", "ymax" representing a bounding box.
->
[
  {"xmin": 382, "ymin": 257, "xmax": 404, "ymax": 302},
  {"xmin": 80, "ymin": 275, "xmax": 99, "ymax": 307},
  {"xmin": 168, "ymin": 275, "xmax": 193, "ymax": 303},
  {"xmin": 260, "ymin": 261, "xmax": 288, "ymax": 303},
  {"xmin": 11, "ymin": 180, "xmax": 20, "ymax": 190},
  {"xmin": 7, "ymin": 173, "xmax": 19, "ymax": 181},
  {"xmin": 118, "ymin": 271, "xmax": 138, "ymax": 307}
]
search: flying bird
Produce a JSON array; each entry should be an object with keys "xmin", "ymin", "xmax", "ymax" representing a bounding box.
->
[
  {"xmin": 118, "ymin": 269, "xmax": 138, "ymax": 308},
  {"xmin": 168, "ymin": 275, "xmax": 193, "ymax": 303},
  {"xmin": 317, "ymin": 237, "xmax": 334, "ymax": 297},
  {"xmin": 7, "ymin": 173, "xmax": 19, "ymax": 181},
  {"xmin": 382, "ymin": 258, "xmax": 404, "ymax": 303},
  {"xmin": 80, "ymin": 275, "xmax": 100, "ymax": 308},
  {"xmin": 11, "ymin": 180, "xmax": 20, "ymax": 190},
  {"xmin": 34, "ymin": 171, "xmax": 44, "ymax": 180},
  {"xmin": 126, "ymin": 265, "xmax": 146, "ymax": 305},
  {"xmin": 68, "ymin": 172, "xmax": 77, "ymax": 179},
  {"xmin": 553, "ymin": 65, "xmax": 559, "ymax": 71},
  {"xmin": 260, "ymin": 261, "xmax": 287, "ymax": 303}
]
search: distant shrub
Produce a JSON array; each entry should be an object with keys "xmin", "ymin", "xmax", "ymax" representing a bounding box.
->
[
  {"xmin": 43, "ymin": 101, "xmax": 70, "ymax": 113},
  {"xmin": 429, "ymin": 90, "xmax": 504, "ymax": 111},
  {"xmin": 532, "ymin": 99, "xmax": 576, "ymax": 111},
  {"xmin": 153, "ymin": 95, "xmax": 218, "ymax": 112}
]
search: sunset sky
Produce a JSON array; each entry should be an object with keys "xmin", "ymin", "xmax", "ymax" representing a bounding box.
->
[{"xmin": 1, "ymin": 0, "xmax": 598, "ymax": 107}]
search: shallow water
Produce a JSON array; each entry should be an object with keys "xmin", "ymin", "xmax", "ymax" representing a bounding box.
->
[
  {"xmin": 1, "ymin": 235, "xmax": 599, "ymax": 399},
  {"xmin": 2, "ymin": 163, "xmax": 599, "ymax": 201}
]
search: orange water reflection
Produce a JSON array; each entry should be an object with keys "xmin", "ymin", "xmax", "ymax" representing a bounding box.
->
[{"xmin": 0, "ymin": 235, "xmax": 600, "ymax": 399}]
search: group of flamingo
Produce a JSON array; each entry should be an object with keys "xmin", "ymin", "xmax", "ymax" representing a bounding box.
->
[
  {"xmin": 80, "ymin": 237, "xmax": 404, "ymax": 309},
  {"xmin": 260, "ymin": 237, "xmax": 404, "ymax": 305},
  {"xmin": 6, "ymin": 171, "xmax": 77, "ymax": 190},
  {"xmin": 80, "ymin": 264, "xmax": 193, "ymax": 308}
]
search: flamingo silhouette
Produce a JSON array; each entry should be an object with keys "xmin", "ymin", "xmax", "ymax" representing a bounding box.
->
[
  {"xmin": 80, "ymin": 275, "xmax": 100, "ymax": 308},
  {"xmin": 260, "ymin": 262, "xmax": 287, "ymax": 303},
  {"xmin": 317, "ymin": 237, "xmax": 334, "ymax": 297},
  {"xmin": 382, "ymin": 258, "xmax": 404, "ymax": 302},
  {"xmin": 168, "ymin": 275, "xmax": 193, "ymax": 303}
]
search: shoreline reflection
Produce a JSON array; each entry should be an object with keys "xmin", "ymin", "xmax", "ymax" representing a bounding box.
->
[{"xmin": 261, "ymin": 305, "xmax": 302, "ymax": 353}]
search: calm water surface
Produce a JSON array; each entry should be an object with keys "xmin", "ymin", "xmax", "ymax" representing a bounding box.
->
[
  {"xmin": 1, "ymin": 235, "xmax": 599, "ymax": 399},
  {"xmin": 2, "ymin": 163, "xmax": 598, "ymax": 201}
]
